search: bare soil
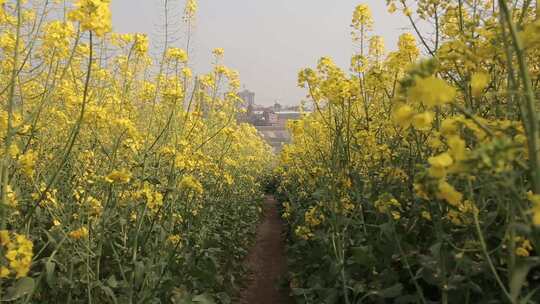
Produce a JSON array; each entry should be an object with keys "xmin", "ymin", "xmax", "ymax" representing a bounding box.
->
[{"xmin": 238, "ymin": 195, "xmax": 294, "ymax": 304}]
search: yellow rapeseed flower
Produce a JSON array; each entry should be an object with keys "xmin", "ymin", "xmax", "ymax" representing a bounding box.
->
[
  {"xmin": 436, "ymin": 180, "xmax": 463, "ymax": 206},
  {"xmin": 18, "ymin": 150, "xmax": 37, "ymax": 178},
  {"xmin": 179, "ymin": 175, "xmax": 204, "ymax": 196},
  {"xmin": 421, "ymin": 211, "xmax": 432, "ymax": 221},
  {"xmin": 369, "ymin": 36, "xmax": 385, "ymax": 59},
  {"xmin": 182, "ymin": 67, "xmax": 193, "ymax": 79},
  {"xmin": 140, "ymin": 183, "xmax": 164, "ymax": 212},
  {"xmin": 393, "ymin": 104, "xmax": 415, "ymax": 128},
  {"xmin": 304, "ymin": 206, "xmax": 324, "ymax": 227},
  {"xmin": 471, "ymin": 72, "xmax": 489, "ymax": 97},
  {"xmin": 0, "ymin": 230, "xmax": 10, "ymax": 246},
  {"xmin": 68, "ymin": 0, "xmax": 112, "ymax": 37},
  {"xmin": 447, "ymin": 135, "xmax": 467, "ymax": 161},
  {"xmin": 409, "ymin": 76, "xmax": 457, "ymax": 108},
  {"xmin": 295, "ymin": 226, "xmax": 314, "ymax": 241},
  {"xmin": 184, "ymin": 0, "xmax": 198, "ymax": 20},
  {"xmin": 516, "ymin": 247, "xmax": 530, "ymax": 257},
  {"xmin": 42, "ymin": 21, "xmax": 75, "ymax": 57},
  {"xmin": 105, "ymin": 169, "xmax": 131, "ymax": 184},
  {"xmin": 428, "ymin": 153, "xmax": 454, "ymax": 178},
  {"xmin": 2, "ymin": 232, "xmax": 33, "ymax": 278},
  {"xmin": 134, "ymin": 34, "xmax": 149, "ymax": 56},
  {"xmin": 441, "ymin": 117, "xmax": 459, "ymax": 136},
  {"xmin": 414, "ymin": 183, "xmax": 430, "ymax": 200},
  {"xmin": 388, "ymin": 2, "xmax": 397, "ymax": 14},
  {"xmin": 69, "ymin": 227, "xmax": 89, "ymax": 240},
  {"xmin": 6, "ymin": 185, "xmax": 18, "ymax": 208},
  {"xmin": 352, "ymin": 4, "xmax": 373, "ymax": 31},
  {"xmin": 212, "ymin": 48, "xmax": 225, "ymax": 58},
  {"xmin": 166, "ymin": 48, "xmax": 188, "ymax": 62},
  {"xmin": 167, "ymin": 234, "xmax": 182, "ymax": 246},
  {"xmin": 412, "ymin": 111, "xmax": 434, "ymax": 131},
  {"xmin": 0, "ymin": 266, "xmax": 9, "ymax": 278},
  {"xmin": 397, "ymin": 33, "xmax": 419, "ymax": 61},
  {"xmin": 527, "ymin": 192, "xmax": 540, "ymax": 226}
]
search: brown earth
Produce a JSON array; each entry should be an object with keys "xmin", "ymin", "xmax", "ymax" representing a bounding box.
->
[{"xmin": 238, "ymin": 195, "xmax": 295, "ymax": 304}]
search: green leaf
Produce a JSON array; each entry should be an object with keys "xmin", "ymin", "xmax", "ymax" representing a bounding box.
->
[
  {"xmin": 377, "ymin": 283, "xmax": 403, "ymax": 298},
  {"xmin": 352, "ymin": 282, "xmax": 366, "ymax": 296},
  {"xmin": 45, "ymin": 260, "xmax": 56, "ymax": 288},
  {"xmin": 99, "ymin": 284, "xmax": 118, "ymax": 304},
  {"xmin": 395, "ymin": 294, "xmax": 419, "ymax": 304},
  {"xmin": 107, "ymin": 275, "xmax": 119, "ymax": 289},
  {"xmin": 323, "ymin": 288, "xmax": 339, "ymax": 303},
  {"xmin": 350, "ymin": 246, "xmax": 375, "ymax": 267},
  {"xmin": 510, "ymin": 258, "xmax": 540, "ymax": 302},
  {"xmin": 379, "ymin": 222, "xmax": 393, "ymax": 239},
  {"xmin": 429, "ymin": 242, "xmax": 441, "ymax": 257},
  {"xmin": 520, "ymin": 287, "xmax": 540, "ymax": 304},
  {"xmin": 192, "ymin": 293, "xmax": 216, "ymax": 304},
  {"xmin": 3, "ymin": 277, "xmax": 35, "ymax": 301},
  {"xmin": 134, "ymin": 261, "xmax": 145, "ymax": 286},
  {"xmin": 215, "ymin": 292, "xmax": 231, "ymax": 304}
]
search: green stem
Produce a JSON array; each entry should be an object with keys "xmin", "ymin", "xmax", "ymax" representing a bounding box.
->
[
  {"xmin": 390, "ymin": 215, "xmax": 427, "ymax": 304},
  {"xmin": 1, "ymin": 0, "xmax": 22, "ymax": 230},
  {"xmin": 23, "ymin": 30, "xmax": 94, "ymax": 224},
  {"xmin": 473, "ymin": 207, "xmax": 513, "ymax": 303},
  {"xmin": 499, "ymin": 0, "xmax": 540, "ymax": 194}
]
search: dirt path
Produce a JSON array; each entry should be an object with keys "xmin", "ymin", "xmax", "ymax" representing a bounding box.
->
[{"xmin": 239, "ymin": 195, "xmax": 294, "ymax": 304}]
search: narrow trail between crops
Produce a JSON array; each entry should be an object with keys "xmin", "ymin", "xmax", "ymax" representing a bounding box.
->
[{"xmin": 239, "ymin": 195, "xmax": 295, "ymax": 304}]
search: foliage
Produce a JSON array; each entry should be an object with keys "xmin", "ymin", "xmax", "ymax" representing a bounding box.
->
[
  {"xmin": 278, "ymin": 1, "xmax": 540, "ymax": 303},
  {"xmin": 0, "ymin": 0, "xmax": 272, "ymax": 303}
]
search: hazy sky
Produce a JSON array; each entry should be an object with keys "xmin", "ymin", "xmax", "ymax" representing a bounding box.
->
[{"xmin": 111, "ymin": 1, "xmax": 410, "ymax": 106}]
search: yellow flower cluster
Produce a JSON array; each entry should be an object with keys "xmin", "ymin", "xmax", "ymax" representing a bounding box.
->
[
  {"xmin": 179, "ymin": 175, "xmax": 204, "ymax": 196},
  {"xmin": 68, "ymin": 0, "xmax": 112, "ymax": 37},
  {"xmin": 184, "ymin": 0, "xmax": 198, "ymax": 20},
  {"xmin": 304, "ymin": 206, "xmax": 324, "ymax": 227},
  {"xmin": 5, "ymin": 185, "xmax": 18, "ymax": 208},
  {"xmin": 212, "ymin": 48, "xmax": 225, "ymax": 58},
  {"xmin": 282, "ymin": 201, "xmax": 292, "ymax": 220},
  {"xmin": 0, "ymin": 231, "xmax": 33, "ymax": 278},
  {"xmin": 140, "ymin": 183, "xmax": 164, "ymax": 212},
  {"xmin": 42, "ymin": 21, "xmax": 75, "ymax": 58},
  {"xmin": 527, "ymin": 192, "xmax": 540, "ymax": 226},
  {"xmin": 167, "ymin": 234, "xmax": 182, "ymax": 247},
  {"xmin": 408, "ymin": 76, "xmax": 457, "ymax": 108},
  {"xmin": 105, "ymin": 169, "xmax": 132, "ymax": 184},
  {"xmin": 436, "ymin": 180, "xmax": 463, "ymax": 206},
  {"xmin": 352, "ymin": 4, "xmax": 373, "ymax": 30},
  {"xmin": 294, "ymin": 226, "xmax": 314, "ymax": 241},
  {"xmin": 470, "ymin": 72, "xmax": 490, "ymax": 97},
  {"xmin": 412, "ymin": 111, "xmax": 434, "ymax": 131},
  {"xmin": 133, "ymin": 34, "xmax": 149, "ymax": 55},
  {"xmin": 17, "ymin": 150, "xmax": 37, "ymax": 179},
  {"xmin": 515, "ymin": 238, "xmax": 534, "ymax": 257},
  {"xmin": 69, "ymin": 227, "xmax": 89, "ymax": 240},
  {"xmin": 166, "ymin": 47, "xmax": 188, "ymax": 62},
  {"xmin": 374, "ymin": 195, "xmax": 402, "ymax": 220},
  {"xmin": 339, "ymin": 197, "xmax": 355, "ymax": 214},
  {"xmin": 428, "ymin": 153, "xmax": 453, "ymax": 179}
]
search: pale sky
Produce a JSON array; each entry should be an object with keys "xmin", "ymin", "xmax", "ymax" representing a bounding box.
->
[{"xmin": 111, "ymin": 0, "xmax": 410, "ymax": 106}]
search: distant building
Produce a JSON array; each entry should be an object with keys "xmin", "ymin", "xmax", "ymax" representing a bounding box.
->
[
  {"xmin": 233, "ymin": 90, "xmax": 311, "ymax": 152},
  {"xmin": 238, "ymin": 89, "xmax": 255, "ymax": 107},
  {"xmin": 275, "ymin": 111, "xmax": 303, "ymax": 126},
  {"xmin": 251, "ymin": 109, "xmax": 278, "ymax": 126},
  {"xmin": 264, "ymin": 111, "xmax": 278, "ymax": 125},
  {"xmin": 273, "ymin": 101, "xmax": 282, "ymax": 112},
  {"xmin": 236, "ymin": 89, "xmax": 256, "ymax": 123}
]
